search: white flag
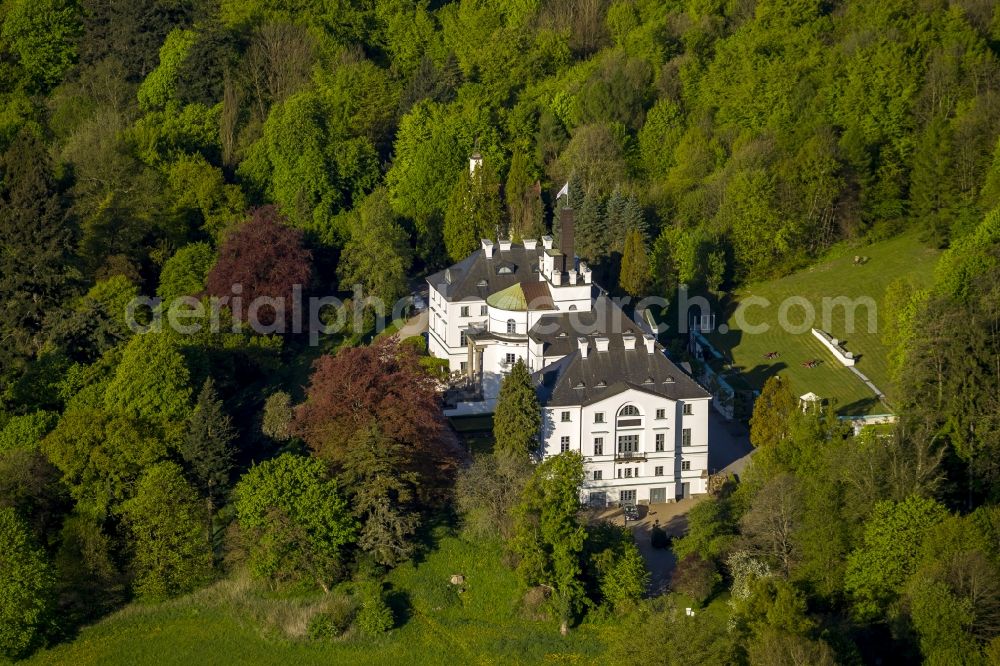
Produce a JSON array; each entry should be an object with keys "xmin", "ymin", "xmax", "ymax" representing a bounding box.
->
[{"xmin": 556, "ymin": 181, "xmax": 569, "ymax": 201}]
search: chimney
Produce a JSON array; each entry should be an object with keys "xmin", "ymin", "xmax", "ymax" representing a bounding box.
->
[
  {"xmin": 523, "ymin": 238, "xmax": 538, "ymax": 250},
  {"xmin": 541, "ymin": 235, "xmax": 553, "ymax": 250},
  {"xmin": 469, "ymin": 152, "xmax": 482, "ymax": 175},
  {"xmin": 622, "ymin": 334, "xmax": 636, "ymax": 350},
  {"xmin": 499, "ymin": 239, "xmax": 512, "ymax": 252},
  {"xmin": 559, "ymin": 208, "xmax": 574, "ymax": 273},
  {"xmin": 578, "ymin": 338, "xmax": 589, "ymax": 358},
  {"xmin": 595, "ymin": 337, "xmax": 610, "ymax": 352},
  {"xmin": 482, "ymin": 238, "xmax": 494, "ymax": 258},
  {"xmin": 643, "ymin": 334, "xmax": 655, "ymax": 353}
]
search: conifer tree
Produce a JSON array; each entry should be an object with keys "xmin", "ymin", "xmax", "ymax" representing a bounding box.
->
[
  {"xmin": 506, "ymin": 149, "xmax": 544, "ymax": 241},
  {"xmin": 605, "ymin": 187, "xmax": 627, "ymax": 253},
  {"xmin": 619, "ymin": 228, "xmax": 652, "ymax": 297},
  {"xmin": 575, "ymin": 188, "xmax": 607, "ymax": 264},
  {"xmin": 179, "ymin": 378, "xmax": 235, "ymax": 540},
  {"xmin": 911, "ymin": 116, "xmax": 956, "ymax": 247},
  {"xmin": 493, "ymin": 359, "xmax": 541, "ymax": 459},
  {"xmin": 444, "ymin": 161, "xmax": 503, "ymax": 261},
  {"xmin": 0, "ymin": 129, "xmax": 79, "ymax": 360}
]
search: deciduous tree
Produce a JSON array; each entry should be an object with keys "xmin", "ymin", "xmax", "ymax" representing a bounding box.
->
[
  {"xmin": 205, "ymin": 205, "xmax": 312, "ymax": 327},
  {"xmin": 513, "ymin": 451, "xmax": 587, "ymax": 634},
  {"xmin": 120, "ymin": 462, "xmax": 213, "ymax": 600},
  {"xmin": 234, "ymin": 453, "xmax": 357, "ymax": 593},
  {"xmin": 0, "ymin": 507, "xmax": 54, "ymax": 659}
]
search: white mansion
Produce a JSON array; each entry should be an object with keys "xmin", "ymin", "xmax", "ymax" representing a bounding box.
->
[{"xmin": 426, "ymin": 205, "xmax": 712, "ymax": 505}]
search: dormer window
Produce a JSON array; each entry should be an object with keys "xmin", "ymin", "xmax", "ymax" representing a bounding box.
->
[
  {"xmin": 496, "ymin": 262, "xmax": 515, "ymax": 275},
  {"xmin": 477, "ymin": 279, "xmax": 488, "ymax": 288}
]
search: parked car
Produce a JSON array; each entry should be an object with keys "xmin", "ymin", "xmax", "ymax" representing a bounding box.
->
[{"xmin": 622, "ymin": 504, "xmax": 639, "ymax": 522}]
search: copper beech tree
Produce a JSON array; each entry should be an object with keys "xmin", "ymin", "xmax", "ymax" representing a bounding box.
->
[
  {"xmin": 294, "ymin": 338, "xmax": 458, "ymax": 565},
  {"xmin": 204, "ymin": 205, "xmax": 311, "ymax": 326}
]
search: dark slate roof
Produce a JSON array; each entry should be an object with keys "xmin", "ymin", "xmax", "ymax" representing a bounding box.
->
[
  {"xmin": 528, "ymin": 293, "xmax": 645, "ymax": 358},
  {"xmin": 533, "ymin": 298, "xmax": 710, "ymax": 407},
  {"xmin": 426, "ymin": 244, "xmax": 544, "ymax": 301},
  {"xmin": 536, "ymin": 342, "xmax": 710, "ymax": 407}
]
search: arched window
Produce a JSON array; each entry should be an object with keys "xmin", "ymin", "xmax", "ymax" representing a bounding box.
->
[
  {"xmin": 617, "ymin": 404, "xmax": 642, "ymax": 428},
  {"xmin": 506, "ymin": 319, "xmax": 516, "ymax": 334},
  {"xmin": 568, "ymin": 305, "xmax": 578, "ymax": 311}
]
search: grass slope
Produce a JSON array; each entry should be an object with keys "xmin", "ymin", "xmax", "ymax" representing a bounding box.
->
[
  {"xmin": 26, "ymin": 534, "xmax": 604, "ymax": 665},
  {"xmin": 708, "ymin": 233, "xmax": 940, "ymax": 414}
]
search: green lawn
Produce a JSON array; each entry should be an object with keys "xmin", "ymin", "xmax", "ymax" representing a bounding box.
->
[
  {"xmin": 707, "ymin": 233, "xmax": 940, "ymax": 415},
  {"xmin": 26, "ymin": 534, "xmax": 604, "ymax": 665}
]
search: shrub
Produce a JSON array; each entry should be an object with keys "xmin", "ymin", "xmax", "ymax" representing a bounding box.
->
[
  {"xmin": 307, "ymin": 597, "xmax": 356, "ymax": 640},
  {"xmin": 355, "ymin": 584, "xmax": 394, "ymax": 635},
  {"xmin": 670, "ymin": 554, "xmax": 721, "ymax": 606}
]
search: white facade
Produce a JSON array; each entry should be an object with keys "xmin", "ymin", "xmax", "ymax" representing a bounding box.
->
[
  {"xmin": 541, "ymin": 389, "xmax": 711, "ymax": 505},
  {"xmin": 427, "ymin": 228, "xmax": 712, "ymax": 504}
]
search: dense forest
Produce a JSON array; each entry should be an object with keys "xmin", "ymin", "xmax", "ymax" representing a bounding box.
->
[{"xmin": 2, "ymin": 0, "xmax": 1000, "ymax": 663}]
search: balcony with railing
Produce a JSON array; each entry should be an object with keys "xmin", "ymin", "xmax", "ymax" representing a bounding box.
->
[{"xmin": 614, "ymin": 450, "xmax": 647, "ymax": 463}]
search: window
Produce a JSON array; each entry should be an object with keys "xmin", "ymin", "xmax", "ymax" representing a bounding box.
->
[
  {"xmin": 618, "ymin": 434, "xmax": 638, "ymax": 453},
  {"xmin": 682, "ymin": 460, "xmax": 691, "ymax": 471},
  {"xmin": 560, "ymin": 436, "xmax": 570, "ymax": 452},
  {"xmin": 460, "ymin": 305, "xmax": 469, "ymax": 317},
  {"xmin": 505, "ymin": 353, "xmax": 517, "ymax": 365},
  {"xmin": 593, "ymin": 438, "xmax": 604, "ymax": 456},
  {"xmin": 683, "ymin": 403, "xmax": 693, "ymax": 415},
  {"xmin": 459, "ymin": 330, "xmax": 468, "ymax": 346},
  {"xmin": 568, "ymin": 305, "xmax": 577, "ymax": 311},
  {"xmin": 593, "ymin": 470, "xmax": 602, "ymax": 481},
  {"xmin": 655, "ymin": 433, "xmax": 665, "ymax": 452},
  {"xmin": 682, "ymin": 428, "xmax": 692, "ymax": 447},
  {"xmin": 594, "ymin": 412, "xmax": 605, "ymax": 423},
  {"xmin": 480, "ymin": 305, "xmax": 488, "ymax": 316},
  {"xmin": 624, "ymin": 468, "xmax": 632, "ymax": 478},
  {"xmin": 655, "ymin": 466, "xmax": 664, "ymax": 476},
  {"xmin": 620, "ymin": 489, "xmax": 636, "ymax": 503},
  {"xmin": 460, "ymin": 361, "xmax": 468, "ymax": 373},
  {"xmin": 656, "ymin": 408, "xmax": 665, "ymax": 419},
  {"xmin": 617, "ymin": 469, "xmax": 622, "ymax": 478},
  {"xmin": 617, "ymin": 404, "xmax": 642, "ymax": 427},
  {"xmin": 561, "ymin": 411, "xmax": 571, "ymax": 422}
]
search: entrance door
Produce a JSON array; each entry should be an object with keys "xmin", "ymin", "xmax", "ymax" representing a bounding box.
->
[
  {"xmin": 589, "ymin": 492, "xmax": 607, "ymax": 508},
  {"xmin": 619, "ymin": 489, "xmax": 636, "ymax": 505},
  {"xmin": 649, "ymin": 487, "xmax": 666, "ymax": 504},
  {"xmin": 681, "ymin": 483, "xmax": 691, "ymax": 499}
]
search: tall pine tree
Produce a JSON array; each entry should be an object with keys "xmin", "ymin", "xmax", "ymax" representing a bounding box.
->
[
  {"xmin": 911, "ymin": 115, "xmax": 957, "ymax": 247},
  {"xmin": 493, "ymin": 359, "xmax": 541, "ymax": 460},
  {"xmin": 179, "ymin": 378, "xmax": 236, "ymax": 543},
  {"xmin": 619, "ymin": 228, "xmax": 652, "ymax": 297},
  {"xmin": 506, "ymin": 149, "xmax": 544, "ymax": 241},
  {"xmin": 444, "ymin": 160, "xmax": 503, "ymax": 261},
  {"xmin": 0, "ymin": 129, "xmax": 79, "ymax": 361}
]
